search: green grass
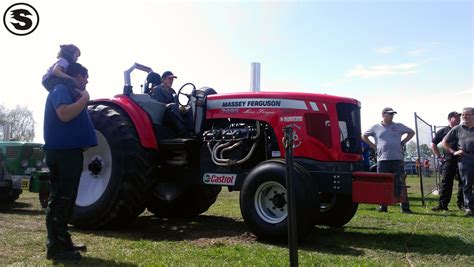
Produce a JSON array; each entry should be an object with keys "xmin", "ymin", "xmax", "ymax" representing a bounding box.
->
[{"xmin": 1, "ymin": 175, "xmax": 473, "ymax": 266}]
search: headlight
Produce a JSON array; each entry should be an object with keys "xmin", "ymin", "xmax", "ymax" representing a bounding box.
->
[
  {"xmin": 21, "ymin": 160, "xmax": 28, "ymax": 168},
  {"xmin": 36, "ymin": 160, "xmax": 43, "ymax": 168}
]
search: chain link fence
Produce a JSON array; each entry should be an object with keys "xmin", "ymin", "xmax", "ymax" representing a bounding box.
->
[{"xmin": 413, "ymin": 113, "xmax": 440, "ymax": 205}]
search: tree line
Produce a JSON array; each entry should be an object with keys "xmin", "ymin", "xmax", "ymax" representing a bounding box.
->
[{"xmin": 0, "ymin": 105, "xmax": 35, "ymax": 142}]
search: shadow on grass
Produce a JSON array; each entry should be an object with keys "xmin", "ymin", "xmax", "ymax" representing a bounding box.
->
[
  {"xmin": 52, "ymin": 256, "xmax": 137, "ymax": 266},
  {"xmin": 1, "ymin": 201, "xmax": 45, "ymax": 216},
  {"xmin": 73, "ymin": 214, "xmax": 249, "ymax": 242},
  {"xmin": 72, "ymin": 213, "xmax": 473, "ymax": 257},
  {"xmin": 301, "ymin": 226, "xmax": 474, "ymax": 256}
]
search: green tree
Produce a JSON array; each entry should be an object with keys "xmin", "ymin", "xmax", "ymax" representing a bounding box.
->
[
  {"xmin": 0, "ymin": 105, "xmax": 35, "ymax": 142},
  {"xmin": 405, "ymin": 141, "xmax": 417, "ymax": 159},
  {"xmin": 419, "ymin": 143, "xmax": 433, "ymax": 159}
]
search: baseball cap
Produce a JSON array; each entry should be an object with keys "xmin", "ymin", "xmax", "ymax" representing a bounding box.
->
[
  {"xmin": 447, "ymin": 111, "xmax": 460, "ymax": 119},
  {"xmin": 382, "ymin": 107, "xmax": 397, "ymax": 115},
  {"xmin": 162, "ymin": 71, "xmax": 177, "ymax": 79}
]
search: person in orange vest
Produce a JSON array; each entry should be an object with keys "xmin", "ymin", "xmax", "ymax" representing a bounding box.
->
[
  {"xmin": 415, "ymin": 158, "xmax": 421, "ymax": 175},
  {"xmin": 424, "ymin": 159, "xmax": 431, "ymax": 177}
]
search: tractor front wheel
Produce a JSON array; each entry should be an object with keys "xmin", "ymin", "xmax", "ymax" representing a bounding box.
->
[
  {"xmin": 240, "ymin": 160, "xmax": 318, "ymax": 242},
  {"xmin": 315, "ymin": 193, "xmax": 358, "ymax": 227}
]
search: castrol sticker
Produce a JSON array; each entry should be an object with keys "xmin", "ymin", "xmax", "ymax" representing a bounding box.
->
[{"xmin": 203, "ymin": 173, "xmax": 237, "ymax": 186}]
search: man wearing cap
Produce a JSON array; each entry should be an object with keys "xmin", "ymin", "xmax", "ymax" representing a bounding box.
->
[
  {"xmin": 362, "ymin": 107, "xmax": 415, "ymax": 213},
  {"xmin": 431, "ymin": 111, "xmax": 463, "ymax": 211},
  {"xmin": 151, "ymin": 71, "xmax": 192, "ymax": 136},
  {"xmin": 442, "ymin": 107, "xmax": 474, "ymax": 217}
]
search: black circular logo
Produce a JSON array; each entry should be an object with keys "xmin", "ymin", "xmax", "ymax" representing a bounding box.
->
[{"xmin": 3, "ymin": 3, "xmax": 39, "ymax": 36}]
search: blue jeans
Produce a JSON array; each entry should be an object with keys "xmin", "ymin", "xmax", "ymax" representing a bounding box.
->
[
  {"xmin": 378, "ymin": 160, "xmax": 410, "ymax": 210},
  {"xmin": 458, "ymin": 154, "xmax": 474, "ymax": 211}
]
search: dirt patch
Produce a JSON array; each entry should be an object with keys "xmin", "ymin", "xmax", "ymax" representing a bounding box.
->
[{"xmin": 191, "ymin": 231, "xmax": 256, "ymax": 247}]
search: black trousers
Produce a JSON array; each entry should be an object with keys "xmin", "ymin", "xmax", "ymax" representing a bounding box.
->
[
  {"xmin": 438, "ymin": 160, "xmax": 463, "ymax": 208},
  {"xmin": 45, "ymin": 149, "xmax": 83, "ymax": 248}
]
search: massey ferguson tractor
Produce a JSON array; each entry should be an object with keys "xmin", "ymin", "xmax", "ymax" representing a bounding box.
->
[{"xmin": 69, "ymin": 63, "xmax": 403, "ymax": 241}]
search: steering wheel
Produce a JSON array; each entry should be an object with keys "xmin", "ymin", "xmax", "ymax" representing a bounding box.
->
[{"xmin": 177, "ymin": 82, "xmax": 196, "ymax": 108}]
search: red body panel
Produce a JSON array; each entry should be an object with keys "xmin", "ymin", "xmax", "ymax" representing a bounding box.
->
[
  {"xmin": 206, "ymin": 92, "xmax": 361, "ymax": 162},
  {"xmin": 91, "ymin": 95, "xmax": 158, "ymax": 149},
  {"xmin": 352, "ymin": 172, "xmax": 407, "ymax": 205}
]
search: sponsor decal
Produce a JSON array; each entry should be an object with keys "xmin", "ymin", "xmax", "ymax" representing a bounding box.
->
[
  {"xmin": 222, "ymin": 100, "xmax": 281, "ymax": 108},
  {"xmin": 282, "ymin": 124, "xmax": 302, "ymax": 148},
  {"xmin": 242, "ymin": 109, "xmax": 276, "ymax": 116},
  {"xmin": 221, "ymin": 108, "xmax": 240, "ymax": 113},
  {"xmin": 280, "ymin": 116, "xmax": 303, "ymax": 122},
  {"xmin": 208, "ymin": 98, "xmax": 308, "ymax": 110},
  {"xmin": 203, "ymin": 173, "xmax": 237, "ymax": 186}
]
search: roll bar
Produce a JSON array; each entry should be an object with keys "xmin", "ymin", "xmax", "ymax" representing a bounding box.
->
[{"xmin": 123, "ymin": 63, "xmax": 153, "ymax": 96}]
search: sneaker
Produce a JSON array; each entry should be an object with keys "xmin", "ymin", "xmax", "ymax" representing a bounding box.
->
[
  {"xmin": 63, "ymin": 236, "xmax": 87, "ymax": 252},
  {"xmin": 401, "ymin": 209, "xmax": 413, "ymax": 214},
  {"xmin": 47, "ymin": 248, "xmax": 82, "ymax": 261},
  {"xmin": 377, "ymin": 206, "xmax": 388, "ymax": 212},
  {"xmin": 431, "ymin": 206, "xmax": 448, "ymax": 211}
]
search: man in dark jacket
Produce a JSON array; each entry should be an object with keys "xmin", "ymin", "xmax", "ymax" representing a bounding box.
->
[
  {"xmin": 431, "ymin": 111, "xmax": 463, "ymax": 211},
  {"xmin": 151, "ymin": 71, "xmax": 193, "ymax": 136}
]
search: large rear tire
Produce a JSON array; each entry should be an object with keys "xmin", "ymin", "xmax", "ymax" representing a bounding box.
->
[
  {"xmin": 146, "ymin": 184, "xmax": 221, "ymax": 218},
  {"xmin": 70, "ymin": 104, "xmax": 152, "ymax": 229},
  {"xmin": 315, "ymin": 193, "xmax": 358, "ymax": 227},
  {"xmin": 240, "ymin": 159, "xmax": 318, "ymax": 242}
]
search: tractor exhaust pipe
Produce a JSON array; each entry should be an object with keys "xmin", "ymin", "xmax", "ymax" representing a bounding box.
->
[{"xmin": 250, "ymin": 62, "xmax": 261, "ymax": 92}]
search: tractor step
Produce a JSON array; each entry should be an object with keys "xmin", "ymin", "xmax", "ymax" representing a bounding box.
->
[{"xmin": 159, "ymin": 138, "xmax": 200, "ymax": 166}]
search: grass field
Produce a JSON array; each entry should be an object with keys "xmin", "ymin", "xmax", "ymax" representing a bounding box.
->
[{"xmin": 0, "ymin": 175, "xmax": 473, "ymax": 266}]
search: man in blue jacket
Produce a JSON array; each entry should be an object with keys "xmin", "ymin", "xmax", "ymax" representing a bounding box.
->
[{"xmin": 43, "ymin": 62, "xmax": 97, "ymax": 261}]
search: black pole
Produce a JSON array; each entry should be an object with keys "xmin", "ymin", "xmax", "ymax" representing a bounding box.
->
[
  {"xmin": 284, "ymin": 126, "xmax": 298, "ymax": 267},
  {"xmin": 414, "ymin": 112, "xmax": 425, "ymax": 206}
]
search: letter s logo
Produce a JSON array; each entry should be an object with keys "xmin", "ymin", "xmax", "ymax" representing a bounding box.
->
[
  {"xmin": 3, "ymin": 3, "xmax": 39, "ymax": 36},
  {"xmin": 10, "ymin": 9, "xmax": 32, "ymax": 30}
]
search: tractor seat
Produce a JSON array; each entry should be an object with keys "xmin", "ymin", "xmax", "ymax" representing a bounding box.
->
[{"xmin": 130, "ymin": 93, "xmax": 166, "ymax": 125}]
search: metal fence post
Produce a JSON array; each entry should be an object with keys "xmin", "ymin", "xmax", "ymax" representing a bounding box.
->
[{"xmin": 284, "ymin": 126, "xmax": 298, "ymax": 267}]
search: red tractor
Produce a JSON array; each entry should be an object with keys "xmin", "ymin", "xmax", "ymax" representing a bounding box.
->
[{"xmin": 70, "ymin": 64, "xmax": 402, "ymax": 241}]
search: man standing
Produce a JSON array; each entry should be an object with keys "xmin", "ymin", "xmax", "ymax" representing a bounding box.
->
[
  {"xmin": 43, "ymin": 62, "xmax": 97, "ymax": 261},
  {"xmin": 443, "ymin": 107, "xmax": 474, "ymax": 217},
  {"xmin": 431, "ymin": 111, "xmax": 463, "ymax": 211},
  {"xmin": 362, "ymin": 107, "xmax": 415, "ymax": 213}
]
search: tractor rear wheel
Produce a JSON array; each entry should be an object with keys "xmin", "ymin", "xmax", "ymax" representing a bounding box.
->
[
  {"xmin": 70, "ymin": 104, "xmax": 151, "ymax": 229},
  {"xmin": 240, "ymin": 159, "xmax": 318, "ymax": 242},
  {"xmin": 315, "ymin": 193, "xmax": 358, "ymax": 227},
  {"xmin": 146, "ymin": 184, "xmax": 221, "ymax": 218}
]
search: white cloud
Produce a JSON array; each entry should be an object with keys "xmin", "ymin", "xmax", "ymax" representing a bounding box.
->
[
  {"xmin": 346, "ymin": 62, "xmax": 422, "ymax": 78},
  {"xmin": 374, "ymin": 46, "xmax": 395, "ymax": 54},
  {"xmin": 407, "ymin": 48, "xmax": 428, "ymax": 56}
]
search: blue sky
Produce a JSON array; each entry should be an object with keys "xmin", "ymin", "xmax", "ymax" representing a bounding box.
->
[{"xmin": 0, "ymin": 0, "xmax": 472, "ymax": 142}]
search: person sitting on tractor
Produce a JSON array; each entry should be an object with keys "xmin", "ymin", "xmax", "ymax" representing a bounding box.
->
[{"xmin": 150, "ymin": 71, "xmax": 194, "ymax": 137}]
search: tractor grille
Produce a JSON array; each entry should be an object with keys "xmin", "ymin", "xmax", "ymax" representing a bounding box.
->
[
  {"xmin": 32, "ymin": 147, "xmax": 44, "ymax": 160},
  {"xmin": 6, "ymin": 147, "xmax": 20, "ymax": 159}
]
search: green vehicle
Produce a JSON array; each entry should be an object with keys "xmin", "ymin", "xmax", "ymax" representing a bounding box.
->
[{"xmin": 0, "ymin": 141, "xmax": 50, "ymax": 208}]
